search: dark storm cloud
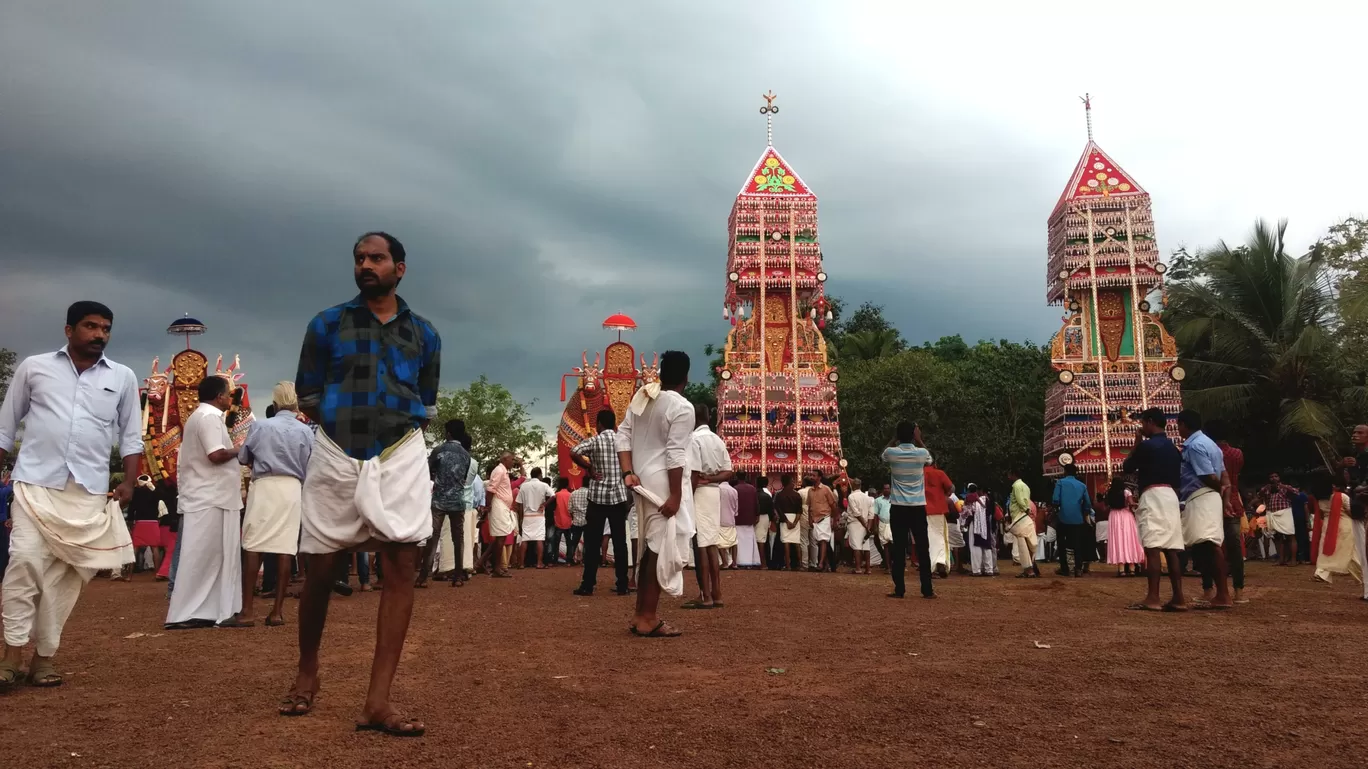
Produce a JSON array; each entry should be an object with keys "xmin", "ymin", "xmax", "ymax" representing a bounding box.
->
[{"xmin": 0, "ymin": 2, "xmax": 1065, "ymax": 431}]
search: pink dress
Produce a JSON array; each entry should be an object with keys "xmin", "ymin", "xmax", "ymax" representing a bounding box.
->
[{"xmin": 1107, "ymin": 506, "xmax": 1144, "ymax": 565}]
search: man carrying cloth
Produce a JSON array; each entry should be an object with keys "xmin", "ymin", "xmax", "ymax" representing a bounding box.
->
[
  {"xmin": 618, "ymin": 351, "xmax": 695, "ymax": 637},
  {"xmin": 0, "ymin": 302, "xmax": 140, "ymax": 690},
  {"xmin": 1123, "ymin": 407, "xmax": 1187, "ymax": 612},
  {"xmin": 1176, "ymin": 410, "xmax": 1231, "ymax": 609},
  {"xmin": 280, "ymin": 231, "xmax": 440, "ymax": 737}
]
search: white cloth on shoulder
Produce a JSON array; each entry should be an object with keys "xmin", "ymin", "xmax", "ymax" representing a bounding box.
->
[
  {"xmin": 299, "ymin": 429, "xmax": 432, "ymax": 554},
  {"xmin": 241, "ymin": 475, "xmax": 302, "ymax": 555},
  {"xmin": 14, "ymin": 478, "xmax": 134, "ymax": 571},
  {"xmin": 634, "ymin": 485, "xmax": 688, "ymax": 597}
]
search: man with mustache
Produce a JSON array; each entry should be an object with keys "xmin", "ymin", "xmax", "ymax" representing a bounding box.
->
[
  {"xmin": 0, "ymin": 302, "xmax": 140, "ymax": 690},
  {"xmin": 280, "ymin": 232, "xmax": 441, "ymax": 737}
]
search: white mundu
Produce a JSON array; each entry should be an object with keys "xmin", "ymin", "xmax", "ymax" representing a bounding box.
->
[
  {"xmin": 688, "ymin": 425, "xmax": 731, "ymax": 549},
  {"xmin": 299, "ymin": 429, "xmax": 432, "ymax": 553}
]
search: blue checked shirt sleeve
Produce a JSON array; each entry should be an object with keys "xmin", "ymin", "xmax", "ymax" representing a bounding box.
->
[
  {"xmin": 295, "ymin": 313, "xmax": 329, "ymax": 413},
  {"xmin": 419, "ymin": 321, "xmax": 441, "ymax": 421}
]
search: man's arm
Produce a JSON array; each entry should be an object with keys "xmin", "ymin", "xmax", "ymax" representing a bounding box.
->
[
  {"xmin": 660, "ymin": 404, "xmax": 693, "ymax": 517},
  {"xmin": 199, "ymin": 416, "xmax": 239, "ymax": 465},
  {"xmin": 0, "ymin": 358, "xmax": 32, "ymax": 462},
  {"xmin": 295, "ymin": 315, "xmax": 328, "ymax": 424},
  {"xmin": 418, "ymin": 324, "xmax": 442, "ymax": 431}
]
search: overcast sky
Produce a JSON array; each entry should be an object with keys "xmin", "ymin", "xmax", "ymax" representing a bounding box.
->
[{"xmin": 2, "ymin": 1, "xmax": 1363, "ymax": 434}]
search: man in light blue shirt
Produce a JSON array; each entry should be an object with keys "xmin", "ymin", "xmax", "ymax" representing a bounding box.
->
[
  {"xmin": 1051, "ymin": 465, "xmax": 1093, "ymax": 577},
  {"xmin": 880, "ymin": 421, "xmax": 935, "ymax": 599},
  {"xmin": 1176, "ymin": 410, "xmax": 1231, "ymax": 608},
  {"xmin": 0, "ymin": 302, "xmax": 142, "ymax": 690}
]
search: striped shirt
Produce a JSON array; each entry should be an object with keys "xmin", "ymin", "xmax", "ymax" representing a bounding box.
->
[
  {"xmin": 572, "ymin": 429, "xmax": 629, "ymax": 505},
  {"xmin": 881, "ymin": 444, "xmax": 933, "ymax": 506}
]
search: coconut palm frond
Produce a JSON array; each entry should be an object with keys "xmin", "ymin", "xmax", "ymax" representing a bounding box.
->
[
  {"xmin": 1278, "ymin": 397, "xmax": 1341, "ymax": 440},
  {"xmin": 1181, "ymin": 383, "xmax": 1261, "ymax": 419}
]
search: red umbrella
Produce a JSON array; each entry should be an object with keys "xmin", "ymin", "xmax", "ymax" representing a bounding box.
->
[{"xmin": 602, "ymin": 313, "xmax": 637, "ymax": 341}]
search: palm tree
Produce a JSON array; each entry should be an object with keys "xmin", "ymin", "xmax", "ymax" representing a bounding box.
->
[
  {"xmin": 1166, "ymin": 219, "xmax": 1345, "ymax": 457},
  {"xmin": 837, "ymin": 329, "xmax": 902, "ymax": 362}
]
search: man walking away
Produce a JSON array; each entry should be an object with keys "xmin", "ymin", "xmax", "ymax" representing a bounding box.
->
[
  {"xmin": 550, "ymin": 478, "xmax": 572, "ymax": 565},
  {"xmin": 1123, "ymin": 408, "xmax": 1187, "ymax": 612},
  {"xmin": 1176, "ymin": 410, "xmax": 1230, "ymax": 608},
  {"xmin": 572, "ymin": 410, "xmax": 632, "ymax": 596},
  {"xmin": 420, "ymin": 419, "xmax": 475, "ymax": 588},
  {"xmin": 923, "ymin": 460, "xmax": 955, "ymax": 578},
  {"xmin": 1205, "ymin": 420, "xmax": 1246, "ymax": 603},
  {"xmin": 231, "ymin": 382, "xmax": 313, "ymax": 626},
  {"xmin": 1342, "ymin": 424, "xmax": 1368, "ymax": 602},
  {"xmin": 1051, "ymin": 465, "xmax": 1093, "ymax": 577},
  {"xmin": 881, "ymin": 421, "xmax": 935, "ymax": 599}
]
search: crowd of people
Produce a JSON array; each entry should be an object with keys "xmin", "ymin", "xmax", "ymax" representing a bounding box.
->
[{"xmin": 2, "ymin": 231, "xmax": 1367, "ymax": 738}]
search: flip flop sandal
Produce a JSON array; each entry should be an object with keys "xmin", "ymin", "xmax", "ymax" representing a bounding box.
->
[
  {"xmin": 709, "ymin": 602, "xmax": 726, "ymax": 609},
  {"xmin": 632, "ymin": 620, "xmax": 682, "ymax": 638},
  {"xmin": 1127, "ymin": 603, "xmax": 1163, "ymax": 611},
  {"xmin": 0, "ymin": 659, "xmax": 24, "ymax": 692},
  {"xmin": 27, "ymin": 659, "xmax": 63, "ymax": 688},
  {"xmin": 1194, "ymin": 603, "xmax": 1232, "ymax": 611},
  {"xmin": 1161, "ymin": 604, "xmax": 1190, "ymax": 613},
  {"xmin": 216, "ymin": 618, "xmax": 256, "ymax": 629},
  {"xmin": 265, "ymin": 616, "xmax": 286, "ymax": 627},
  {"xmin": 679, "ymin": 600, "xmax": 710, "ymax": 609},
  {"xmin": 164, "ymin": 619, "xmax": 215, "ymax": 631},
  {"xmin": 355, "ymin": 713, "xmax": 426, "ymax": 737},
  {"xmin": 278, "ymin": 685, "xmax": 319, "ymax": 716}
]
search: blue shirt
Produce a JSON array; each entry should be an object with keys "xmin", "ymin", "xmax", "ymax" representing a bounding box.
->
[
  {"xmin": 1123, "ymin": 433, "xmax": 1182, "ymax": 493},
  {"xmin": 294, "ymin": 294, "xmax": 441, "ymax": 460},
  {"xmin": 238, "ymin": 410, "xmax": 315, "ymax": 481},
  {"xmin": 0, "ymin": 347, "xmax": 143, "ymax": 494},
  {"xmin": 1051, "ymin": 475, "xmax": 1092, "ymax": 525},
  {"xmin": 872, "ymin": 495, "xmax": 891, "ymax": 524},
  {"xmin": 881, "ymin": 444, "xmax": 933, "ymax": 506},
  {"xmin": 0, "ymin": 482, "xmax": 11, "ymax": 523},
  {"xmin": 471, "ymin": 475, "xmax": 486, "ymax": 509},
  {"xmin": 1178, "ymin": 430, "xmax": 1224, "ymax": 500}
]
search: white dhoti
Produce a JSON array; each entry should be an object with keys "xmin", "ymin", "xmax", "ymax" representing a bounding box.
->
[
  {"xmin": 846, "ymin": 519, "xmax": 871, "ymax": 552},
  {"xmin": 948, "ymin": 522, "xmax": 965, "ymax": 549},
  {"xmin": 1181, "ymin": 488, "xmax": 1224, "ymax": 547},
  {"xmin": 438, "ymin": 515, "xmax": 456, "ymax": 573},
  {"xmin": 1267, "ymin": 507, "xmax": 1295, "ymax": 537},
  {"xmin": 634, "ymin": 487, "xmax": 690, "ymax": 597},
  {"xmin": 300, "ymin": 429, "xmax": 432, "ymax": 553},
  {"xmin": 927, "ymin": 514, "xmax": 950, "ymax": 570},
  {"xmin": 1353, "ymin": 520, "xmax": 1368, "ymax": 600},
  {"xmin": 241, "ymin": 475, "xmax": 302, "ymax": 555},
  {"xmin": 754, "ymin": 517, "xmax": 771, "ymax": 549},
  {"xmin": 811, "ymin": 517, "xmax": 833, "ymax": 543},
  {"xmin": 521, "ymin": 514, "xmax": 546, "ymax": 542},
  {"xmin": 694, "ymin": 485, "xmax": 722, "ymax": 548},
  {"xmin": 1135, "ymin": 486, "xmax": 1184, "ymax": 551},
  {"xmin": 1314, "ymin": 496, "xmax": 1361, "ymax": 585},
  {"xmin": 718, "ymin": 525, "xmax": 738, "ymax": 549},
  {"xmin": 165, "ymin": 506, "xmax": 242, "ymax": 625},
  {"xmin": 779, "ymin": 513, "xmax": 801, "ymax": 544},
  {"xmin": 3, "ymin": 478, "xmax": 131, "ymax": 656},
  {"xmin": 489, "ymin": 496, "xmax": 516, "ymax": 538},
  {"xmin": 1009, "ymin": 516, "xmax": 1038, "ymax": 567},
  {"xmin": 462, "ymin": 508, "xmax": 477, "ymax": 571},
  {"xmin": 736, "ymin": 525, "xmax": 760, "ymax": 566}
]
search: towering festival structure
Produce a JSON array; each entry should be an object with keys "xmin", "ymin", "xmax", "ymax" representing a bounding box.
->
[
  {"xmin": 715, "ymin": 92, "xmax": 842, "ymax": 477},
  {"xmin": 1043, "ymin": 97, "xmax": 1183, "ymax": 492}
]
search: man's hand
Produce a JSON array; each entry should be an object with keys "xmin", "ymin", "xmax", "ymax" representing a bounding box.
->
[
  {"xmin": 786, "ymin": 518, "xmax": 797, "ymax": 530},
  {"xmin": 624, "ymin": 473, "xmax": 641, "ymax": 489},
  {"xmin": 112, "ymin": 478, "xmax": 134, "ymax": 505},
  {"xmin": 660, "ymin": 493, "xmax": 680, "ymax": 518},
  {"xmin": 1342, "ymin": 456, "xmax": 1357, "ymax": 469}
]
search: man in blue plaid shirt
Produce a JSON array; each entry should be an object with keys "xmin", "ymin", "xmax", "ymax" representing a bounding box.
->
[
  {"xmin": 571, "ymin": 409, "xmax": 632, "ymax": 596},
  {"xmin": 282, "ymin": 232, "xmax": 439, "ymax": 737}
]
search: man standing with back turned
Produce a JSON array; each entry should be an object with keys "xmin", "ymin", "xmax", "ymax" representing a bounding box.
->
[
  {"xmin": 280, "ymin": 232, "xmax": 440, "ymax": 737},
  {"xmin": 0, "ymin": 302, "xmax": 140, "ymax": 691},
  {"xmin": 1123, "ymin": 407, "xmax": 1187, "ymax": 612},
  {"xmin": 881, "ymin": 421, "xmax": 935, "ymax": 599}
]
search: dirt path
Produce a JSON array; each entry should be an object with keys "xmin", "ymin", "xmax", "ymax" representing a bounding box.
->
[{"xmin": 2, "ymin": 561, "xmax": 1366, "ymax": 768}]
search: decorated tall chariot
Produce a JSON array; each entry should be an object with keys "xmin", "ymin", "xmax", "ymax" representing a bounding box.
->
[
  {"xmin": 139, "ymin": 315, "xmax": 255, "ymax": 483},
  {"xmin": 714, "ymin": 93, "xmax": 842, "ymax": 477},
  {"xmin": 1043, "ymin": 97, "xmax": 1183, "ymax": 492}
]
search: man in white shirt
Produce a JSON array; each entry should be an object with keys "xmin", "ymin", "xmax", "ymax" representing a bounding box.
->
[
  {"xmin": 0, "ymin": 302, "xmax": 141, "ymax": 690},
  {"xmin": 618, "ymin": 351, "xmax": 695, "ymax": 637},
  {"xmin": 844, "ymin": 479, "xmax": 875, "ymax": 575},
  {"xmin": 166, "ymin": 375, "xmax": 247, "ymax": 629},
  {"xmin": 685, "ymin": 405, "xmax": 733, "ymax": 609},
  {"xmin": 515, "ymin": 467, "xmax": 553, "ymax": 569}
]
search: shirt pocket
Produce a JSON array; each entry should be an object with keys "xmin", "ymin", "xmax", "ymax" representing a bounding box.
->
[{"xmin": 84, "ymin": 385, "xmax": 122, "ymax": 425}]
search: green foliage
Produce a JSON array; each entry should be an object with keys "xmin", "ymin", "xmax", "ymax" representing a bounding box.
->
[
  {"xmin": 829, "ymin": 301, "xmax": 905, "ymax": 362},
  {"xmin": 683, "ymin": 382, "xmax": 717, "ymax": 412},
  {"xmin": 0, "ymin": 347, "xmax": 15, "ymax": 407},
  {"xmin": 1166, "ymin": 219, "xmax": 1352, "ymax": 475},
  {"xmin": 430, "ymin": 375, "xmax": 547, "ymax": 467}
]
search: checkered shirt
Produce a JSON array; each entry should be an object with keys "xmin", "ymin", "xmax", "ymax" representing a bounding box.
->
[
  {"xmin": 295, "ymin": 294, "xmax": 441, "ymax": 460},
  {"xmin": 572, "ymin": 428, "xmax": 628, "ymax": 505}
]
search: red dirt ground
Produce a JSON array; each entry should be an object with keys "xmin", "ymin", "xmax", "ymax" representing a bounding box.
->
[{"xmin": 2, "ymin": 561, "xmax": 1367, "ymax": 768}]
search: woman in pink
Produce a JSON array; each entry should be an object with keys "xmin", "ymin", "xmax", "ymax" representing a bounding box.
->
[{"xmin": 1105, "ymin": 478, "xmax": 1144, "ymax": 575}]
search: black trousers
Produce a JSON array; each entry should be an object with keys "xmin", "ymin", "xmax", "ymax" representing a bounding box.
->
[
  {"xmin": 580, "ymin": 500, "xmax": 629, "ymax": 592},
  {"xmin": 889, "ymin": 505, "xmax": 933, "ymax": 597},
  {"xmin": 1057, "ymin": 523, "xmax": 1092, "ymax": 574},
  {"xmin": 566, "ymin": 525, "xmax": 586, "ymax": 563},
  {"xmin": 420, "ymin": 507, "xmax": 465, "ymax": 581},
  {"xmin": 1293, "ymin": 507, "xmax": 1311, "ymax": 563}
]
